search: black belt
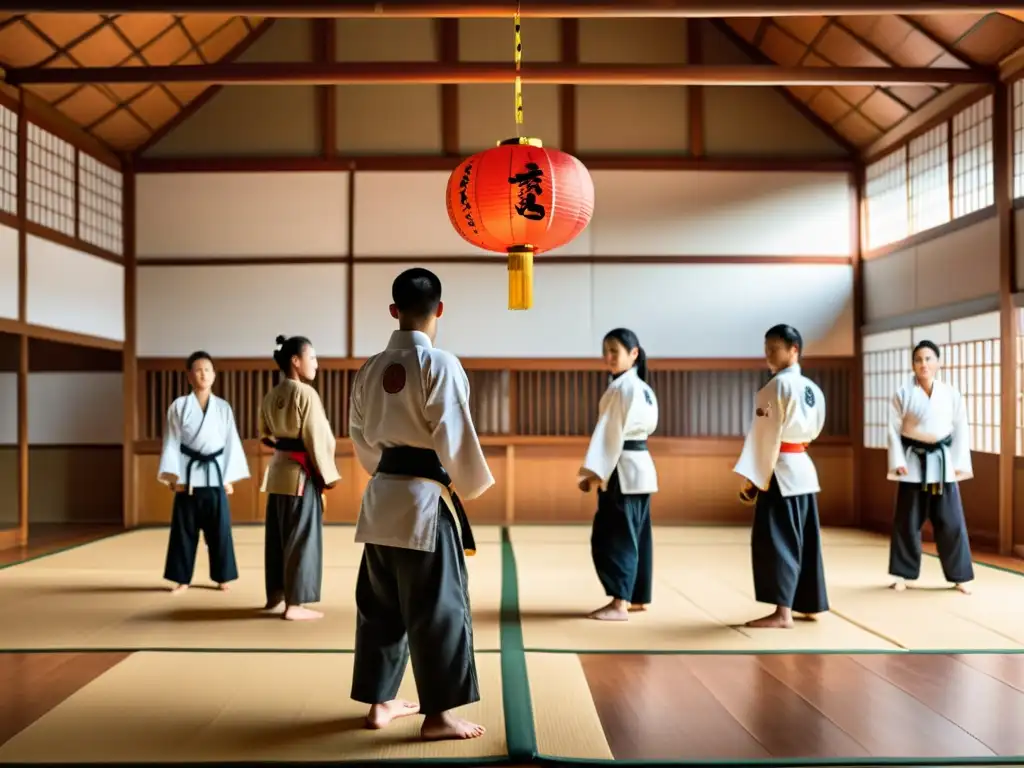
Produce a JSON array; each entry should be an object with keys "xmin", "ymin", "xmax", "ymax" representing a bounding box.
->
[
  {"xmin": 901, "ymin": 434, "xmax": 951, "ymax": 495},
  {"xmin": 623, "ymin": 440, "xmax": 648, "ymax": 451},
  {"xmin": 180, "ymin": 444, "xmax": 224, "ymax": 493},
  {"xmin": 375, "ymin": 446, "xmax": 476, "ymax": 556}
]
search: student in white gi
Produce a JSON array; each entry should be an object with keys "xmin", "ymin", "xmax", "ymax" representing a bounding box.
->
[
  {"xmin": 577, "ymin": 327, "xmax": 659, "ymax": 621},
  {"xmin": 734, "ymin": 324, "xmax": 829, "ymax": 629},
  {"xmin": 887, "ymin": 339, "xmax": 975, "ymax": 594},
  {"xmin": 158, "ymin": 351, "xmax": 249, "ymax": 594},
  {"xmin": 349, "ymin": 267, "xmax": 494, "ymax": 742}
]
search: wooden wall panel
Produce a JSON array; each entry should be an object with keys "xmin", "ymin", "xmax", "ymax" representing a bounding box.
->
[
  {"xmin": 863, "ymin": 217, "xmax": 999, "ymax": 324},
  {"xmin": 0, "ymin": 446, "xmax": 121, "ymax": 525},
  {"xmin": 134, "ymin": 440, "xmax": 850, "ymax": 528}
]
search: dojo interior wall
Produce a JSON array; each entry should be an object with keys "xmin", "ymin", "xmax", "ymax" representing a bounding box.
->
[
  {"xmin": 0, "ymin": 96, "xmax": 127, "ymax": 529},
  {"xmin": 130, "ymin": 15, "xmax": 858, "ymax": 528}
]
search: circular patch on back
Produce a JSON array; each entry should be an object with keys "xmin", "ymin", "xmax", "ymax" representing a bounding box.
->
[{"xmin": 382, "ymin": 363, "xmax": 407, "ymax": 394}]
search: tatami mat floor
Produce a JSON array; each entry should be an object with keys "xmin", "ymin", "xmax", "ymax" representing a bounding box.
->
[{"xmin": 1, "ymin": 524, "xmax": 1023, "ymax": 766}]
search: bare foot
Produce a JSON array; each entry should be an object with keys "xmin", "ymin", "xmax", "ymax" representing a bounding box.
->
[
  {"xmin": 421, "ymin": 712, "xmax": 486, "ymax": 741},
  {"xmin": 218, "ymin": 583, "xmax": 230, "ymax": 592},
  {"xmin": 890, "ymin": 580, "xmax": 907, "ymax": 592},
  {"xmin": 263, "ymin": 600, "xmax": 284, "ymax": 612},
  {"xmin": 796, "ymin": 613, "xmax": 819, "ymax": 621},
  {"xmin": 589, "ymin": 599, "xmax": 629, "ymax": 621},
  {"xmin": 365, "ymin": 700, "xmax": 420, "ymax": 729},
  {"xmin": 628, "ymin": 603, "xmax": 648, "ymax": 612},
  {"xmin": 954, "ymin": 582, "xmax": 972, "ymax": 594},
  {"xmin": 745, "ymin": 609, "xmax": 794, "ymax": 629},
  {"xmin": 170, "ymin": 584, "xmax": 189, "ymax": 595},
  {"xmin": 283, "ymin": 605, "xmax": 323, "ymax": 621}
]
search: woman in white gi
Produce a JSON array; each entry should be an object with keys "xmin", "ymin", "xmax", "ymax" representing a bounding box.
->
[
  {"xmin": 887, "ymin": 339, "xmax": 974, "ymax": 593},
  {"xmin": 735, "ymin": 324, "xmax": 829, "ymax": 629},
  {"xmin": 577, "ymin": 328, "xmax": 659, "ymax": 622}
]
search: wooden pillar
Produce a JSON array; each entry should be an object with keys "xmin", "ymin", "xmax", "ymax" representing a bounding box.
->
[
  {"xmin": 122, "ymin": 161, "xmax": 138, "ymax": 530},
  {"xmin": 559, "ymin": 19, "xmax": 578, "ymax": 154},
  {"xmin": 16, "ymin": 89, "xmax": 28, "ymax": 547},
  {"xmin": 687, "ymin": 20, "xmax": 705, "ymax": 157},
  {"xmin": 995, "ymin": 81, "xmax": 1016, "ymax": 556},
  {"xmin": 851, "ymin": 168, "xmax": 865, "ymax": 526}
]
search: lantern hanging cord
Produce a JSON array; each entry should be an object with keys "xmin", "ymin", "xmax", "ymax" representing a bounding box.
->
[{"xmin": 514, "ymin": 2, "xmax": 523, "ymax": 135}]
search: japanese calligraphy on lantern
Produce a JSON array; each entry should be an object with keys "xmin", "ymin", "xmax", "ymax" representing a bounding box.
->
[
  {"xmin": 508, "ymin": 162, "xmax": 546, "ymax": 221},
  {"xmin": 458, "ymin": 162, "xmax": 478, "ymax": 235}
]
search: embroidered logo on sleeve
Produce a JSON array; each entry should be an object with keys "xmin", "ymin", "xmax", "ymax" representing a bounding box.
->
[
  {"xmin": 643, "ymin": 389, "xmax": 654, "ymax": 406},
  {"xmin": 382, "ymin": 363, "xmax": 407, "ymax": 395},
  {"xmin": 804, "ymin": 386, "xmax": 815, "ymax": 407}
]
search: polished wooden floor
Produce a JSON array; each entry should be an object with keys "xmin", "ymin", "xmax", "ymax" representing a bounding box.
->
[{"xmin": 2, "ymin": 525, "xmax": 1024, "ymax": 765}]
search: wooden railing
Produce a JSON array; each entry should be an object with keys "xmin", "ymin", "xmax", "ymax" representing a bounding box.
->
[{"xmin": 135, "ymin": 357, "xmax": 854, "ymax": 445}]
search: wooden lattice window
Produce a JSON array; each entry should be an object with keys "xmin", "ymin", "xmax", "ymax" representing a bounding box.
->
[
  {"xmin": 78, "ymin": 153, "xmax": 123, "ymax": 256},
  {"xmin": 908, "ymin": 122, "xmax": 951, "ymax": 235},
  {"xmin": 25, "ymin": 123, "xmax": 75, "ymax": 237},
  {"xmin": 952, "ymin": 96, "xmax": 994, "ymax": 218},
  {"xmin": 863, "ymin": 346, "xmax": 911, "ymax": 449},
  {"xmin": 941, "ymin": 339, "xmax": 999, "ymax": 455},
  {"xmin": 0, "ymin": 104, "xmax": 16, "ymax": 217},
  {"xmin": 1014, "ymin": 80, "xmax": 1024, "ymax": 199},
  {"xmin": 865, "ymin": 147, "xmax": 909, "ymax": 250}
]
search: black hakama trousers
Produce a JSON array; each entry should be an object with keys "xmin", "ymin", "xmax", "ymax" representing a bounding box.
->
[
  {"xmin": 888, "ymin": 481, "xmax": 974, "ymax": 583},
  {"xmin": 163, "ymin": 487, "xmax": 238, "ymax": 586},
  {"xmin": 590, "ymin": 469, "xmax": 653, "ymax": 605},
  {"xmin": 351, "ymin": 502, "xmax": 479, "ymax": 716},
  {"xmin": 264, "ymin": 481, "xmax": 323, "ymax": 606},
  {"xmin": 751, "ymin": 475, "xmax": 829, "ymax": 614}
]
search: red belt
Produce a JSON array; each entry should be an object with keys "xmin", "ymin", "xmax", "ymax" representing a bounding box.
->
[
  {"xmin": 285, "ymin": 451, "xmax": 325, "ymax": 493},
  {"xmin": 780, "ymin": 442, "xmax": 808, "ymax": 453}
]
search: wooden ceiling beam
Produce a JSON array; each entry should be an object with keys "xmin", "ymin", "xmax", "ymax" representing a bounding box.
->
[
  {"xmin": 1, "ymin": 2, "xmax": 1016, "ymax": 16},
  {"xmin": 3, "ymin": 62, "xmax": 994, "ymax": 87}
]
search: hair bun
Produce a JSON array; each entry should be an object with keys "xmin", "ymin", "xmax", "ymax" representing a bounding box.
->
[{"xmin": 275, "ymin": 334, "xmax": 288, "ymax": 346}]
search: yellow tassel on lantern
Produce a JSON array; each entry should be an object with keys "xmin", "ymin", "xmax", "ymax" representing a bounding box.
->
[{"xmin": 508, "ymin": 247, "xmax": 534, "ymax": 310}]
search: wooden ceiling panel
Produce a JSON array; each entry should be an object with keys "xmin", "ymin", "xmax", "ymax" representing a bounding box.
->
[
  {"xmin": 0, "ymin": 13, "xmax": 268, "ymax": 152},
  {"xmin": 857, "ymin": 89, "xmax": 910, "ymax": 130},
  {"xmin": 834, "ymin": 109, "xmax": 883, "ymax": 147},
  {"xmin": 723, "ymin": 17, "xmax": 761, "ymax": 43},
  {"xmin": 807, "ymin": 88, "xmax": 854, "ymax": 123},
  {"xmin": 817, "ymin": 25, "xmax": 890, "ymax": 67},
  {"xmin": 67, "ymin": 23, "xmax": 134, "ymax": 67},
  {"xmin": 905, "ymin": 13, "xmax": 986, "ymax": 45},
  {"xmin": 760, "ymin": 24, "xmax": 807, "ymax": 66},
  {"xmin": 140, "ymin": 24, "xmax": 192, "ymax": 66},
  {"xmin": 773, "ymin": 16, "xmax": 827, "ymax": 46},
  {"xmin": 25, "ymin": 13, "xmax": 104, "ymax": 48},
  {"xmin": 955, "ymin": 13, "xmax": 1024, "ymax": 65},
  {"xmin": 887, "ymin": 84, "xmax": 939, "ymax": 109}
]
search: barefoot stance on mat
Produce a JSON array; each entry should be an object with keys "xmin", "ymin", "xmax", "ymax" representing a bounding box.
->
[
  {"xmin": 885, "ymin": 340, "xmax": 975, "ymax": 596},
  {"xmin": 348, "ymin": 269, "xmax": 494, "ymax": 741},
  {"xmin": 734, "ymin": 325, "xmax": 830, "ymax": 630},
  {"xmin": 159, "ymin": 351, "xmax": 248, "ymax": 597},
  {"xmin": 577, "ymin": 329, "xmax": 660, "ymax": 623},
  {"xmin": 259, "ymin": 334, "xmax": 342, "ymax": 622}
]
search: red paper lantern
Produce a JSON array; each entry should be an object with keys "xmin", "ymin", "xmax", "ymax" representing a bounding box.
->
[{"xmin": 446, "ymin": 138, "xmax": 595, "ymax": 310}]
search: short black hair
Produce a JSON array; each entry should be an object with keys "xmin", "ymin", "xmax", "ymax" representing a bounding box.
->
[
  {"xmin": 913, "ymin": 339, "xmax": 941, "ymax": 360},
  {"xmin": 186, "ymin": 350, "xmax": 213, "ymax": 371},
  {"xmin": 273, "ymin": 334, "xmax": 312, "ymax": 374},
  {"xmin": 392, "ymin": 267, "xmax": 442, "ymax": 319},
  {"xmin": 765, "ymin": 324, "xmax": 803, "ymax": 356}
]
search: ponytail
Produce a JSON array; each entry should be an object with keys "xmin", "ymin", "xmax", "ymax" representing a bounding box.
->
[
  {"xmin": 635, "ymin": 345, "xmax": 648, "ymax": 383},
  {"xmin": 603, "ymin": 327, "xmax": 647, "ymax": 381},
  {"xmin": 272, "ymin": 334, "xmax": 312, "ymax": 374}
]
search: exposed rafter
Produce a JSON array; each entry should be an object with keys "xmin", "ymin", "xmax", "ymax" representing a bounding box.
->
[
  {"xmin": 3, "ymin": 61, "xmax": 994, "ymax": 87},
  {"xmin": 0, "ymin": 2, "xmax": 1019, "ymax": 16}
]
